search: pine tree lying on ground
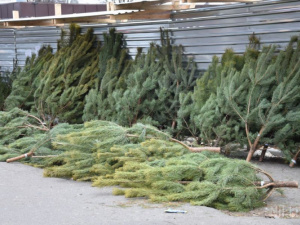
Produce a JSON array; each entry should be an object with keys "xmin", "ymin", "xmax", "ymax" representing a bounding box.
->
[
  {"xmin": 0, "ymin": 108, "xmax": 48, "ymax": 161},
  {"xmin": 0, "ymin": 107, "xmax": 86, "ymax": 162},
  {"xmin": 0, "ymin": 117, "xmax": 272, "ymax": 211}
]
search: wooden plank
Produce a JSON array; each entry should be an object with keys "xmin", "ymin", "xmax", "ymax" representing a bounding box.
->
[
  {"xmin": 0, "ymin": 10, "xmax": 137, "ymax": 27},
  {"xmin": 113, "ymin": 0, "xmax": 170, "ymax": 10},
  {"xmin": 6, "ymin": 20, "xmax": 57, "ymax": 27},
  {"xmin": 138, "ymin": 4, "xmax": 191, "ymax": 11},
  {"xmin": 111, "ymin": 10, "xmax": 171, "ymax": 20},
  {"xmin": 113, "ymin": 0, "xmax": 259, "ymax": 10},
  {"xmin": 55, "ymin": 17, "xmax": 114, "ymax": 24},
  {"xmin": 55, "ymin": 4, "xmax": 62, "ymax": 16},
  {"xmin": 187, "ymin": 0, "xmax": 260, "ymax": 2},
  {"xmin": 13, "ymin": 11, "xmax": 19, "ymax": 19},
  {"xmin": 0, "ymin": 0, "xmax": 260, "ymax": 27},
  {"xmin": 4, "ymin": 17, "xmax": 114, "ymax": 27}
]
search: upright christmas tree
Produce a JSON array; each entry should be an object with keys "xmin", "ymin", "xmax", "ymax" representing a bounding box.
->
[
  {"xmin": 195, "ymin": 36, "xmax": 300, "ymax": 161},
  {"xmin": 156, "ymin": 31, "xmax": 197, "ymax": 135},
  {"xmin": 0, "ymin": 69, "xmax": 13, "ymax": 111},
  {"xmin": 4, "ymin": 46, "xmax": 53, "ymax": 111},
  {"xmin": 113, "ymin": 29, "xmax": 197, "ymax": 134},
  {"xmin": 34, "ymin": 24, "xmax": 99, "ymax": 124},
  {"xmin": 112, "ymin": 44, "xmax": 163, "ymax": 126},
  {"xmin": 82, "ymin": 28, "xmax": 130, "ymax": 122}
]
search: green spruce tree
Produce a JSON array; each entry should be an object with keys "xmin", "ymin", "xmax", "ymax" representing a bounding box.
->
[
  {"xmin": 4, "ymin": 46, "xmax": 53, "ymax": 111},
  {"xmin": 112, "ymin": 29, "xmax": 197, "ymax": 134},
  {"xmin": 34, "ymin": 24, "xmax": 99, "ymax": 124},
  {"xmin": 196, "ymin": 36, "xmax": 300, "ymax": 161},
  {"xmin": 0, "ymin": 69, "xmax": 13, "ymax": 110},
  {"xmin": 112, "ymin": 45, "xmax": 163, "ymax": 126},
  {"xmin": 82, "ymin": 28, "xmax": 130, "ymax": 122},
  {"xmin": 156, "ymin": 43, "xmax": 197, "ymax": 135},
  {"xmin": 180, "ymin": 34, "xmax": 261, "ymax": 144}
]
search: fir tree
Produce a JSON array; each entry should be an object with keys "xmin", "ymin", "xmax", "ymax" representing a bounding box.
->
[
  {"xmin": 196, "ymin": 36, "xmax": 300, "ymax": 161},
  {"xmin": 84, "ymin": 28, "xmax": 197, "ymax": 135},
  {"xmin": 0, "ymin": 115, "xmax": 285, "ymax": 211},
  {"xmin": 156, "ymin": 42, "xmax": 197, "ymax": 135},
  {"xmin": 0, "ymin": 108, "xmax": 48, "ymax": 161},
  {"xmin": 98, "ymin": 28, "xmax": 125, "ymax": 81},
  {"xmin": 181, "ymin": 34, "xmax": 261, "ymax": 143},
  {"xmin": 268, "ymin": 37, "xmax": 300, "ymax": 161},
  {"xmin": 178, "ymin": 50, "xmax": 245, "ymax": 141},
  {"xmin": 222, "ymin": 43, "xmax": 300, "ymax": 161},
  {"xmin": 4, "ymin": 46, "xmax": 53, "ymax": 111},
  {"xmin": 193, "ymin": 49, "xmax": 245, "ymax": 112},
  {"xmin": 112, "ymin": 44, "xmax": 164, "ymax": 126},
  {"xmin": 82, "ymin": 28, "xmax": 130, "ymax": 122},
  {"xmin": 34, "ymin": 24, "xmax": 99, "ymax": 124},
  {"xmin": 92, "ymin": 50, "xmax": 131, "ymax": 122},
  {"xmin": 39, "ymin": 121, "xmax": 266, "ymax": 211},
  {"xmin": 112, "ymin": 29, "xmax": 197, "ymax": 134},
  {"xmin": 0, "ymin": 70, "xmax": 13, "ymax": 110}
]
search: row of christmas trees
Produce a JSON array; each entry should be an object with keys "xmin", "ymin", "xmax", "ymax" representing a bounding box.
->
[{"xmin": 1, "ymin": 24, "xmax": 300, "ymax": 162}]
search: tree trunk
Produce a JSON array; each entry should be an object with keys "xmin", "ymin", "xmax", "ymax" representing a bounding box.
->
[
  {"xmin": 259, "ymin": 144, "xmax": 269, "ymax": 162},
  {"xmin": 213, "ymin": 136, "xmax": 221, "ymax": 147},
  {"xmin": 255, "ymin": 181, "xmax": 298, "ymax": 188},
  {"xmin": 179, "ymin": 180, "xmax": 298, "ymax": 188},
  {"xmin": 189, "ymin": 147, "xmax": 220, "ymax": 153},
  {"xmin": 246, "ymin": 128, "xmax": 263, "ymax": 162},
  {"xmin": 6, "ymin": 152, "xmax": 34, "ymax": 163},
  {"xmin": 289, "ymin": 149, "xmax": 300, "ymax": 168},
  {"xmin": 171, "ymin": 120, "xmax": 176, "ymax": 130},
  {"xmin": 246, "ymin": 145, "xmax": 257, "ymax": 162}
]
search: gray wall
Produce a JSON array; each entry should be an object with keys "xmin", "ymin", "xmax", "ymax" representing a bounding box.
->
[{"xmin": 1, "ymin": 0, "xmax": 300, "ymax": 74}]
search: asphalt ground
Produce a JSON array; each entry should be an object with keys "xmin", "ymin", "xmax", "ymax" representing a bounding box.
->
[{"xmin": 1, "ymin": 161, "xmax": 299, "ymax": 225}]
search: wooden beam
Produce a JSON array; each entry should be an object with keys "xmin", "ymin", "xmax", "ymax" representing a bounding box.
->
[
  {"xmin": 55, "ymin": 4, "xmax": 62, "ymax": 16},
  {"xmin": 107, "ymin": 2, "xmax": 113, "ymax": 11},
  {"xmin": 12, "ymin": 10, "xmax": 19, "ymax": 19},
  {"xmin": 6, "ymin": 20, "xmax": 57, "ymax": 27},
  {"xmin": 137, "ymin": 4, "xmax": 190, "ymax": 11},
  {"xmin": 4, "ymin": 17, "xmax": 114, "ymax": 27},
  {"xmin": 112, "ymin": 0, "xmax": 193, "ymax": 13},
  {"xmin": 113, "ymin": 0, "xmax": 170, "ymax": 10},
  {"xmin": 111, "ymin": 10, "xmax": 171, "ymax": 20},
  {"xmin": 113, "ymin": 0, "xmax": 259, "ymax": 10},
  {"xmin": 0, "ymin": 10, "xmax": 136, "ymax": 27},
  {"xmin": 187, "ymin": 0, "xmax": 259, "ymax": 2},
  {"xmin": 55, "ymin": 17, "xmax": 114, "ymax": 24}
]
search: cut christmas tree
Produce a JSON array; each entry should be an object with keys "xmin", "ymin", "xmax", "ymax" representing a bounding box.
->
[
  {"xmin": 1, "ymin": 116, "xmax": 298, "ymax": 212},
  {"xmin": 192, "ymin": 36, "xmax": 300, "ymax": 162}
]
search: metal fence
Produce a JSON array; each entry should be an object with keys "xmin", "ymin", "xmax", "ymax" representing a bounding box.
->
[
  {"xmin": 170, "ymin": 0, "xmax": 300, "ymax": 69},
  {"xmin": 1, "ymin": 0, "xmax": 300, "ymax": 73},
  {"xmin": 0, "ymin": 28, "xmax": 15, "ymax": 73}
]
